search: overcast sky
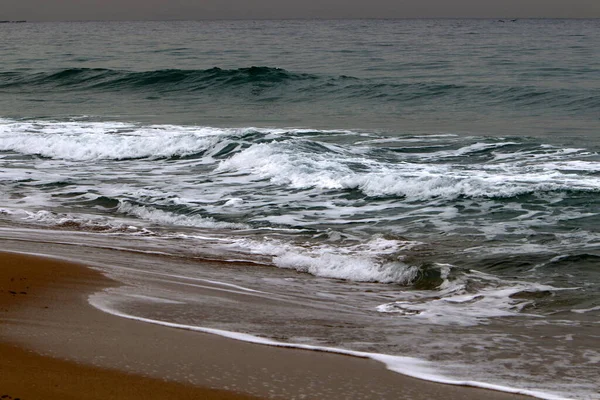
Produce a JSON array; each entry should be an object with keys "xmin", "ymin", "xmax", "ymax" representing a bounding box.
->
[{"xmin": 3, "ymin": 0, "xmax": 599, "ymax": 21}]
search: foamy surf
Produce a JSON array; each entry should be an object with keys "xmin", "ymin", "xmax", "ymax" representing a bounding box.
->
[
  {"xmin": 1, "ymin": 117, "xmax": 599, "ymax": 399},
  {"xmin": 88, "ymin": 290, "xmax": 568, "ymax": 400}
]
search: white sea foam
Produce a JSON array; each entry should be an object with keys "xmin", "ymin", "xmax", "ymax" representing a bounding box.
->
[
  {"xmin": 223, "ymin": 197, "xmax": 244, "ymax": 207},
  {"xmin": 376, "ymin": 284, "xmax": 552, "ymax": 326},
  {"xmin": 274, "ymin": 251, "xmax": 419, "ymax": 282},
  {"xmin": 0, "ymin": 119, "xmax": 354, "ymax": 161},
  {"xmin": 21, "ymin": 210, "xmax": 146, "ymax": 233},
  {"xmin": 223, "ymin": 236, "xmax": 422, "ymax": 283},
  {"xmin": 216, "ymin": 140, "xmax": 600, "ymax": 200},
  {"xmin": 117, "ymin": 201, "xmax": 247, "ymax": 229},
  {"xmin": 413, "ymin": 141, "xmax": 520, "ymax": 159},
  {"xmin": 571, "ymin": 305, "xmax": 600, "ymax": 314},
  {"xmin": 88, "ymin": 292, "xmax": 567, "ymax": 400},
  {"xmin": 0, "ymin": 122, "xmax": 227, "ymax": 160},
  {"xmin": 3, "ymin": 119, "xmax": 599, "ymax": 201}
]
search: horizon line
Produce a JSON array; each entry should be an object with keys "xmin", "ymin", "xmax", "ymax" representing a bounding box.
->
[{"xmin": 6, "ymin": 17, "xmax": 600, "ymax": 23}]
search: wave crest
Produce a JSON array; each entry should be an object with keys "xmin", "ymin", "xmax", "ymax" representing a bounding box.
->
[
  {"xmin": 1, "ymin": 67, "xmax": 597, "ymax": 111},
  {"xmin": 0, "ymin": 66, "xmax": 316, "ymax": 92}
]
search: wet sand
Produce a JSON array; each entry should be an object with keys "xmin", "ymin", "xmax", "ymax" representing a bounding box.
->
[
  {"xmin": 0, "ymin": 249, "xmax": 534, "ymax": 400},
  {"xmin": 0, "ymin": 251, "xmax": 259, "ymax": 400}
]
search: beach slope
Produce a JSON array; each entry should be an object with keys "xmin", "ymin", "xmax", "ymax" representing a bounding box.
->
[{"xmin": 0, "ymin": 250, "xmax": 533, "ymax": 400}]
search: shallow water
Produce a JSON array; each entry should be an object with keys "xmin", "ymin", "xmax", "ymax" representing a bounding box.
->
[{"xmin": 1, "ymin": 19, "xmax": 599, "ymax": 399}]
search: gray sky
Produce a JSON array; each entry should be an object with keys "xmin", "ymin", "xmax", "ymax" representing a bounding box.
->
[{"xmin": 3, "ymin": 0, "xmax": 600, "ymax": 21}]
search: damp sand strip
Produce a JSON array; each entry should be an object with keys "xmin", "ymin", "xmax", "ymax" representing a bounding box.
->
[{"xmin": 0, "ymin": 250, "xmax": 534, "ymax": 400}]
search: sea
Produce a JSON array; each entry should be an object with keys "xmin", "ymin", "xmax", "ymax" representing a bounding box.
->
[{"xmin": 0, "ymin": 19, "xmax": 599, "ymax": 399}]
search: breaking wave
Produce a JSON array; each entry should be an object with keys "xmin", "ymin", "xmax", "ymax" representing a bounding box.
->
[{"xmin": 1, "ymin": 119, "xmax": 599, "ymax": 202}]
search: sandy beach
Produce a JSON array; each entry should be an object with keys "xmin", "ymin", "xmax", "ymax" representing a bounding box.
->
[
  {"xmin": 0, "ymin": 251, "xmax": 260, "ymax": 400},
  {"xmin": 0, "ymin": 248, "xmax": 536, "ymax": 400}
]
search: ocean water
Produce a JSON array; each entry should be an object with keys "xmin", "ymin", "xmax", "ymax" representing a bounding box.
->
[{"xmin": 1, "ymin": 19, "xmax": 599, "ymax": 399}]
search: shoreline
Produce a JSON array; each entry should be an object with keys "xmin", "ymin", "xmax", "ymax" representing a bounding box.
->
[
  {"xmin": 0, "ymin": 251, "xmax": 259, "ymax": 400},
  {"xmin": 0, "ymin": 248, "xmax": 536, "ymax": 400}
]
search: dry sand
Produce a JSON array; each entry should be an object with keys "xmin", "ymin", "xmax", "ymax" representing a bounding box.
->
[{"xmin": 0, "ymin": 250, "xmax": 534, "ymax": 400}]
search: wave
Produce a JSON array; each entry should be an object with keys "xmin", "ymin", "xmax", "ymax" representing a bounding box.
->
[
  {"xmin": 216, "ymin": 138, "xmax": 600, "ymax": 200},
  {"xmin": 222, "ymin": 235, "xmax": 422, "ymax": 284},
  {"xmin": 5, "ymin": 201, "xmax": 247, "ymax": 232},
  {"xmin": 0, "ymin": 120, "xmax": 345, "ymax": 161},
  {"xmin": 0, "ymin": 120, "xmax": 236, "ymax": 160},
  {"xmin": 1, "ymin": 67, "xmax": 598, "ymax": 112},
  {"xmin": 2, "ymin": 119, "xmax": 600, "ymax": 201},
  {"xmin": 117, "ymin": 201, "xmax": 248, "ymax": 230},
  {"xmin": 0, "ymin": 66, "xmax": 317, "ymax": 91},
  {"xmin": 19, "ymin": 210, "xmax": 150, "ymax": 234}
]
